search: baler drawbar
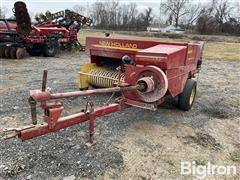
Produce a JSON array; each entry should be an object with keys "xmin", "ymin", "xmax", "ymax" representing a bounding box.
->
[{"xmin": 2, "ymin": 69, "xmax": 159, "ymax": 142}]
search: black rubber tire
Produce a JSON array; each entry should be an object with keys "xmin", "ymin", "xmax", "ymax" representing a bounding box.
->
[
  {"xmin": 178, "ymin": 79, "xmax": 197, "ymax": 111},
  {"xmin": 42, "ymin": 44, "xmax": 57, "ymax": 57},
  {"xmin": 27, "ymin": 44, "xmax": 42, "ymax": 56}
]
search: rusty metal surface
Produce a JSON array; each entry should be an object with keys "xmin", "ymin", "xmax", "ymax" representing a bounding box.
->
[{"xmin": 15, "ymin": 48, "xmax": 25, "ymax": 59}]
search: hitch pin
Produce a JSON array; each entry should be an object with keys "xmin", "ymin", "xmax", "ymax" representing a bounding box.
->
[{"xmin": 1, "ymin": 125, "xmax": 35, "ymax": 140}]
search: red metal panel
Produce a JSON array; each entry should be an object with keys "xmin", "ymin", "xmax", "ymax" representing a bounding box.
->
[
  {"xmin": 85, "ymin": 37, "xmax": 188, "ymax": 57},
  {"xmin": 135, "ymin": 46, "xmax": 187, "ymax": 69},
  {"xmin": 166, "ymin": 67, "xmax": 189, "ymax": 97},
  {"xmin": 90, "ymin": 49, "xmax": 136, "ymax": 62},
  {"xmin": 137, "ymin": 44, "xmax": 186, "ymax": 55},
  {"xmin": 185, "ymin": 44, "xmax": 200, "ymax": 65}
]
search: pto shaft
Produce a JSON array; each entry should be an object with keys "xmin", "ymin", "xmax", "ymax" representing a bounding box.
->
[
  {"xmin": 50, "ymin": 85, "xmax": 138, "ymax": 99},
  {"xmin": 31, "ymin": 85, "xmax": 139, "ymax": 102}
]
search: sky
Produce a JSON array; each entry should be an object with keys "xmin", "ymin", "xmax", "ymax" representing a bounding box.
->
[{"xmin": 1, "ymin": 0, "xmax": 239, "ymax": 18}]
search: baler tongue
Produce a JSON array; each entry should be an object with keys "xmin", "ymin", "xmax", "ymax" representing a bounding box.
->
[
  {"xmin": 1, "ymin": 65, "xmax": 168, "ymax": 142},
  {"xmin": 1, "ymin": 125, "xmax": 35, "ymax": 140}
]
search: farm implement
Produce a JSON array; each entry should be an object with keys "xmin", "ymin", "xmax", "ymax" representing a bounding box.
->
[
  {"xmin": 0, "ymin": 1, "xmax": 92, "ymax": 59},
  {"xmin": 2, "ymin": 37, "xmax": 203, "ymax": 143}
]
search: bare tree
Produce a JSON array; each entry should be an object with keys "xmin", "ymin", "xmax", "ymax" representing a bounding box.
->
[
  {"xmin": 196, "ymin": 3, "xmax": 218, "ymax": 34},
  {"xmin": 184, "ymin": 3, "xmax": 205, "ymax": 30},
  {"xmin": 73, "ymin": 5, "xmax": 86, "ymax": 15},
  {"xmin": 88, "ymin": 1, "xmax": 156, "ymax": 31},
  {"xmin": 129, "ymin": 3, "xmax": 138, "ymax": 26},
  {"xmin": 91, "ymin": 2, "xmax": 105, "ymax": 27},
  {"xmin": 162, "ymin": 0, "xmax": 189, "ymax": 27},
  {"xmin": 0, "ymin": 7, "xmax": 7, "ymax": 18},
  {"xmin": 121, "ymin": 4, "xmax": 130, "ymax": 27},
  {"xmin": 138, "ymin": 7, "xmax": 153, "ymax": 30},
  {"xmin": 212, "ymin": 0, "xmax": 233, "ymax": 32},
  {"xmin": 108, "ymin": 0, "xmax": 119, "ymax": 28}
]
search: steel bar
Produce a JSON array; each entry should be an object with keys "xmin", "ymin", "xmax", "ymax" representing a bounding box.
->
[
  {"xmin": 19, "ymin": 103, "xmax": 126, "ymax": 141},
  {"xmin": 42, "ymin": 70, "xmax": 48, "ymax": 92},
  {"xmin": 49, "ymin": 85, "xmax": 138, "ymax": 100}
]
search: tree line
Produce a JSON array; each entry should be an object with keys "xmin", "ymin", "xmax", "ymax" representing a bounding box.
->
[
  {"xmin": 73, "ymin": 0, "xmax": 239, "ymax": 35},
  {"xmin": 1, "ymin": 0, "xmax": 239, "ymax": 35},
  {"xmin": 74, "ymin": 1, "xmax": 153, "ymax": 31}
]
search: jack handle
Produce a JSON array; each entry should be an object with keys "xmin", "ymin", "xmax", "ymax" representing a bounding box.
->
[
  {"xmin": 42, "ymin": 69, "xmax": 48, "ymax": 92},
  {"xmin": 28, "ymin": 97, "xmax": 37, "ymax": 125},
  {"xmin": 28, "ymin": 69, "xmax": 47, "ymax": 125}
]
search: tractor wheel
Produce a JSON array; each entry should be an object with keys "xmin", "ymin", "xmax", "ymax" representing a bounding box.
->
[
  {"xmin": 42, "ymin": 44, "xmax": 57, "ymax": 57},
  {"xmin": 16, "ymin": 48, "xmax": 26, "ymax": 59},
  {"xmin": 178, "ymin": 79, "xmax": 197, "ymax": 111},
  {"xmin": 0, "ymin": 47, "xmax": 6, "ymax": 58},
  {"xmin": 27, "ymin": 44, "xmax": 42, "ymax": 56},
  {"xmin": 4, "ymin": 47, "xmax": 11, "ymax": 58},
  {"xmin": 10, "ymin": 47, "xmax": 17, "ymax": 59}
]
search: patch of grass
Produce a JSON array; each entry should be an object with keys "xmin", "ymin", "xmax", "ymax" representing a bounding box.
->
[
  {"xmin": 195, "ymin": 159, "xmax": 207, "ymax": 166},
  {"xmin": 164, "ymin": 159, "xmax": 175, "ymax": 167},
  {"xmin": 203, "ymin": 42, "xmax": 240, "ymax": 61},
  {"xmin": 230, "ymin": 151, "xmax": 240, "ymax": 163},
  {"xmin": 224, "ymin": 98, "xmax": 240, "ymax": 106}
]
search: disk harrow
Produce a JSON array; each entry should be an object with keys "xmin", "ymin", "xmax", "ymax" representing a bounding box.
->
[
  {"xmin": 0, "ymin": 46, "xmax": 26, "ymax": 59},
  {"xmin": 0, "ymin": 1, "xmax": 93, "ymax": 60},
  {"xmin": 35, "ymin": 9, "xmax": 92, "ymax": 27}
]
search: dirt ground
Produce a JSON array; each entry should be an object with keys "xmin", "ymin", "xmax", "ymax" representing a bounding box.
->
[{"xmin": 0, "ymin": 50, "xmax": 240, "ymax": 179}]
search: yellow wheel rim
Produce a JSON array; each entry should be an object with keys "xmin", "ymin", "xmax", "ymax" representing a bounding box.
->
[{"xmin": 189, "ymin": 86, "xmax": 196, "ymax": 105}]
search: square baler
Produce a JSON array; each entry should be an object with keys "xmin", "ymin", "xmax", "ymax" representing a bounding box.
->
[{"xmin": 2, "ymin": 37, "xmax": 204, "ymax": 143}]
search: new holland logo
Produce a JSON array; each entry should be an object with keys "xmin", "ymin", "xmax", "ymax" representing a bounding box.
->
[{"xmin": 93, "ymin": 40, "xmax": 140, "ymax": 51}]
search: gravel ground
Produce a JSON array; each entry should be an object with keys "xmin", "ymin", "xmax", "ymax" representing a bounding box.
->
[{"xmin": 0, "ymin": 52, "xmax": 239, "ymax": 180}]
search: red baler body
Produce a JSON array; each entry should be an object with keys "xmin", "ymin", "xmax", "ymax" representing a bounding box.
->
[{"xmin": 86, "ymin": 37, "xmax": 201, "ymax": 98}]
